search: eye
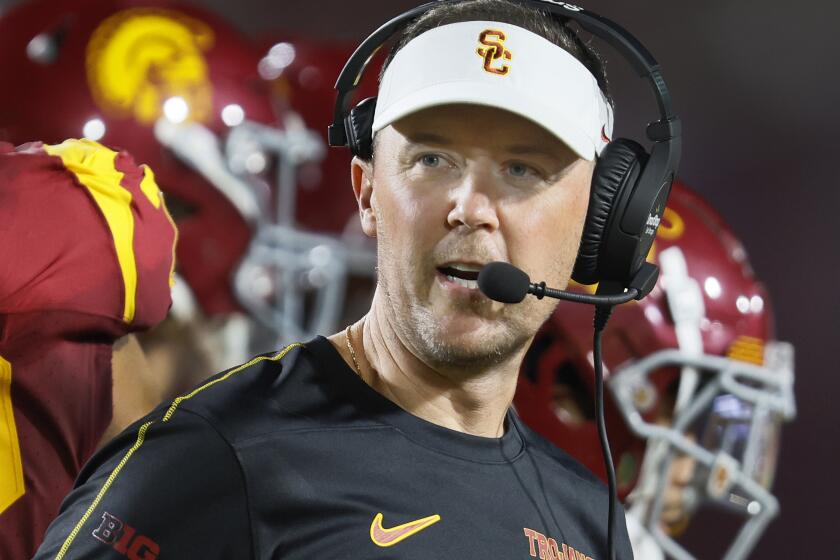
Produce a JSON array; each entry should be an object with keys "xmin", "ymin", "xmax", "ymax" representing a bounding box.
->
[
  {"xmin": 508, "ymin": 162, "xmax": 539, "ymax": 178},
  {"xmin": 509, "ymin": 163, "xmax": 529, "ymax": 177},
  {"xmin": 420, "ymin": 154, "xmax": 442, "ymax": 168}
]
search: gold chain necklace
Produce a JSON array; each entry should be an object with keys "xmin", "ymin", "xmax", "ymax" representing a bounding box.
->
[{"xmin": 344, "ymin": 325, "xmax": 362, "ymax": 377}]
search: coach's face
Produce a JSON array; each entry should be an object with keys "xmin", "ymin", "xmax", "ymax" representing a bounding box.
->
[{"xmin": 352, "ymin": 104, "xmax": 593, "ymax": 371}]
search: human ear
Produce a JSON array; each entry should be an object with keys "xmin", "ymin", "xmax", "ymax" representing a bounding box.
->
[{"xmin": 351, "ymin": 157, "xmax": 377, "ymax": 238}]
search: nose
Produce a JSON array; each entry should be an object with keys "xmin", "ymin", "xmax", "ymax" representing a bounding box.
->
[{"xmin": 446, "ymin": 169, "xmax": 500, "ymax": 232}]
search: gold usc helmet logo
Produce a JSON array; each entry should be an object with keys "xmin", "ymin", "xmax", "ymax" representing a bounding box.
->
[
  {"xmin": 476, "ymin": 29, "xmax": 512, "ymax": 76},
  {"xmin": 646, "ymin": 207, "xmax": 687, "ymax": 264},
  {"xmin": 86, "ymin": 9, "xmax": 215, "ymax": 125}
]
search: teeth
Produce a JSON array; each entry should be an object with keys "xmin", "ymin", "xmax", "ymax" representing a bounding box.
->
[
  {"xmin": 445, "ymin": 275, "xmax": 478, "ymax": 289},
  {"xmin": 449, "ymin": 264, "xmax": 483, "ymax": 272}
]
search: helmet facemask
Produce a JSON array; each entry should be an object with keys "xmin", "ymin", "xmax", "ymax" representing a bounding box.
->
[{"xmin": 611, "ymin": 247, "xmax": 796, "ymax": 559}]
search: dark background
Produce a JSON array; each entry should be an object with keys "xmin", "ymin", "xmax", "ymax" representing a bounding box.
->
[{"xmin": 3, "ymin": 0, "xmax": 837, "ymax": 555}]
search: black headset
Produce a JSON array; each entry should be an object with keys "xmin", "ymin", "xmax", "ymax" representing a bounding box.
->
[{"xmin": 328, "ymin": 0, "xmax": 681, "ymax": 289}]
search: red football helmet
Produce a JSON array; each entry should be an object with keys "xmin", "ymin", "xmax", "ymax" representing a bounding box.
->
[
  {"xmin": 0, "ymin": 0, "xmax": 282, "ymax": 318},
  {"xmin": 515, "ymin": 181, "xmax": 796, "ymax": 559},
  {"xmin": 0, "ymin": 1, "xmax": 373, "ymax": 355}
]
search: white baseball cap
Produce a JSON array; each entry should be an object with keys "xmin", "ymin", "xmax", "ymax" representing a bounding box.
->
[{"xmin": 373, "ymin": 20, "xmax": 614, "ymax": 161}]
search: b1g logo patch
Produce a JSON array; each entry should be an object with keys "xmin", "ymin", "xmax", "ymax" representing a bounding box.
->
[
  {"xmin": 92, "ymin": 512, "xmax": 160, "ymax": 560},
  {"xmin": 476, "ymin": 29, "xmax": 512, "ymax": 75}
]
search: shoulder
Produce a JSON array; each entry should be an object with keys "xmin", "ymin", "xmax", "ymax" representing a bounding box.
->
[
  {"xmin": 35, "ymin": 339, "xmax": 345, "ymax": 559},
  {"xmin": 514, "ymin": 413, "xmax": 609, "ymax": 494},
  {"xmin": 0, "ymin": 139, "xmax": 175, "ymax": 332},
  {"xmin": 0, "ymin": 139, "xmax": 145, "ymax": 206},
  {"xmin": 35, "ymin": 402, "xmax": 252, "ymax": 559},
  {"xmin": 166, "ymin": 343, "xmax": 307, "ymax": 424},
  {"xmin": 166, "ymin": 338, "xmax": 357, "ymax": 442}
]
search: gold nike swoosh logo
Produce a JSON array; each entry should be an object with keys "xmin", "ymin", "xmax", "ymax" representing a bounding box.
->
[{"xmin": 369, "ymin": 512, "xmax": 441, "ymax": 547}]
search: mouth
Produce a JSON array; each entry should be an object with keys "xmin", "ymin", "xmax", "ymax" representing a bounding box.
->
[{"xmin": 436, "ymin": 262, "xmax": 484, "ymax": 291}]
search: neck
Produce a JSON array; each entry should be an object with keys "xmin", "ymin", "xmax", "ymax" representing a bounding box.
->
[{"xmin": 333, "ymin": 290, "xmax": 526, "ymax": 438}]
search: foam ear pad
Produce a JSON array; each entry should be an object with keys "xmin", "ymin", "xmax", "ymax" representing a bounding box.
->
[
  {"xmin": 344, "ymin": 97, "xmax": 377, "ymax": 160},
  {"xmin": 572, "ymin": 138, "xmax": 647, "ymax": 285}
]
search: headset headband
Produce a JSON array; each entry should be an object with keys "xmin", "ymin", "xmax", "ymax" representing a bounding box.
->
[{"xmin": 329, "ymin": 0, "xmax": 680, "ymax": 150}]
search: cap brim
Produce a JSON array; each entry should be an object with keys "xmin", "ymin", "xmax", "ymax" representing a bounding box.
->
[{"xmin": 372, "ymin": 81, "xmax": 597, "ymax": 161}]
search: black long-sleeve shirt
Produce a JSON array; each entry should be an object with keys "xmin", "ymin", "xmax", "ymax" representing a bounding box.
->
[{"xmin": 34, "ymin": 337, "xmax": 633, "ymax": 559}]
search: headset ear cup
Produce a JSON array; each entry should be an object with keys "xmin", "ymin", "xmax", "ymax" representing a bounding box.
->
[
  {"xmin": 344, "ymin": 97, "xmax": 377, "ymax": 160},
  {"xmin": 572, "ymin": 138, "xmax": 647, "ymax": 285}
]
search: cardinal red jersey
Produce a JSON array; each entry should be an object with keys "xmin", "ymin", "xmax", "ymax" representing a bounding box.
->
[{"xmin": 0, "ymin": 139, "xmax": 176, "ymax": 558}]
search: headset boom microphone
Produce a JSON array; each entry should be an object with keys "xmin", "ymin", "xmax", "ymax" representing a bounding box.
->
[{"xmin": 477, "ymin": 261, "xmax": 659, "ymax": 305}]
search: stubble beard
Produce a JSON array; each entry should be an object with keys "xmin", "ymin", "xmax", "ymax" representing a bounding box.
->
[
  {"xmin": 376, "ymin": 245, "xmax": 540, "ymax": 374},
  {"xmin": 409, "ymin": 298, "xmax": 534, "ymax": 371}
]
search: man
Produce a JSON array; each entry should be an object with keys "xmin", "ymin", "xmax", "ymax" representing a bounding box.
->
[
  {"xmin": 0, "ymin": 139, "xmax": 176, "ymax": 558},
  {"xmin": 35, "ymin": 1, "xmax": 636, "ymax": 558}
]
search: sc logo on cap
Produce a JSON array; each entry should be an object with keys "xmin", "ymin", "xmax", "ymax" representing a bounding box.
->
[{"xmin": 476, "ymin": 29, "xmax": 513, "ymax": 76}]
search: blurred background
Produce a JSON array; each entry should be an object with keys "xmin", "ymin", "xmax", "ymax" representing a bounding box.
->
[{"xmin": 1, "ymin": 0, "xmax": 836, "ymax": 556}]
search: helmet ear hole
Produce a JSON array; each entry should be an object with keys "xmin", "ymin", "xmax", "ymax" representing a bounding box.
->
[
  {"xmin": 520, "ymin": 332, "xmax": 596, "ymax": 424},
  {"xmin": 27, "ymin": 17, "xmax": 73, "ymax": 66},
  {"xmin": 27, "ymin": 32, "xmax": 60, "ymax": 65},
  {"xmin": 158, "ymin": 192, "xmax": 198, "ymax": 222},
  {"xmin": 551, "ymin": 361, "xmax": 596, "ymax": 423}
]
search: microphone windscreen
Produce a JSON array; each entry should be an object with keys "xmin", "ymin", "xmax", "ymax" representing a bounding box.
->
[{"xmin": 478, "ymin": 262, "xmax": 530, "ymax": 304}]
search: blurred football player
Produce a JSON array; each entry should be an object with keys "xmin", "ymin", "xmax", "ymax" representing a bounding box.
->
[
  {"xmin": 0, "ymin": 1, "xmax": 296, "ymax": 554},
  {"xmin": 0, "ymin": 138, "xmax": 176, "ymax": 558},
  {"xmin": 515, "ymin": 182, "xmax": 796, "ymax": 559},
  {"xmin": 0, "ymin": 0, "xmax": 375, "ymax": 388}
]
